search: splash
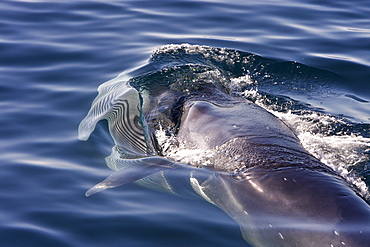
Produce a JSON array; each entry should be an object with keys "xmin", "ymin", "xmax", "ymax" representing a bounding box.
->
[
  {"xmin": 155, "ymin": 125, "xmax": 215, "ymax": 167},
  {"xmin": 274, "ymin": 110, "xmax": 370, "ymax": 198}
]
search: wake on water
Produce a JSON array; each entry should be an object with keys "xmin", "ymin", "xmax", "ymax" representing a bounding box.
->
[{"xmin": 81, "ymin": 44, "xmax": 370, "ymax": 201}]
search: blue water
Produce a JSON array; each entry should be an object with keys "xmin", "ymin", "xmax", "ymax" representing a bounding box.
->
[{"xmin": 1, "ymin": 0, "xmax": 369, "ymax": 246}]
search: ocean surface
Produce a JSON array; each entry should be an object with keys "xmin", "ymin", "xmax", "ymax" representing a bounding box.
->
[{"xmin": 1, "ymin": 0, "xmax": 369, "ymax": 246}]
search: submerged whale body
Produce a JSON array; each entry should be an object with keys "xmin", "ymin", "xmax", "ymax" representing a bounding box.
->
[{"xmin": 79, "ymin": 45, "xmax": 370, "ymax": 247}]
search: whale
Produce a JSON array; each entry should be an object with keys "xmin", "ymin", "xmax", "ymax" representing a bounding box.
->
[{"xmin": 79, "ymin": 75, "xmax": 370, "ymax": 247}]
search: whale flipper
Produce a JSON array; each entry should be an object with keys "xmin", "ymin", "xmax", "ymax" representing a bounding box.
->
[{"xmin": 86, "ymin": 156, "xmax": 181, "ymax": 197}]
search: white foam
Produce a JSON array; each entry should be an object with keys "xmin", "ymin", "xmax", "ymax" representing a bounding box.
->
[
  {"xmin": 155, "ymin": 126, "xmax": 215, "ymax": 167},
  {"xmin": 271, "ymin": 110, "xmax": 370, "ymax": 198}
]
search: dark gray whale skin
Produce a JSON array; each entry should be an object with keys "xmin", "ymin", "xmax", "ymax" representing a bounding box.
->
[
  {"xmin": 165, "ymin": 87, "xmax": 370, "ymax": 247},
  {"xmin": 81, "ymin": 83, "xmax": 370, "ymax": 247}
]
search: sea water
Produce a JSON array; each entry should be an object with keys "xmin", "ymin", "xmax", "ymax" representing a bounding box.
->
[{"xmin": 0, "ymin": 1, "xmax": 369, "ymax": 246}]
